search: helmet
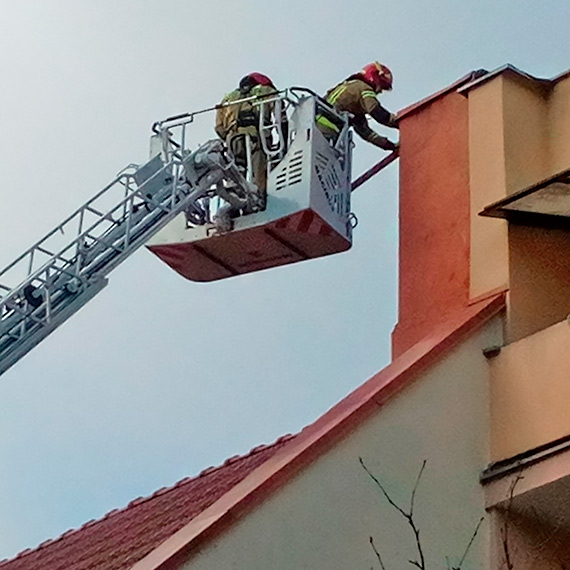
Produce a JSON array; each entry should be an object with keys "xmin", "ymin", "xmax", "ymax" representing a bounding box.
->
[
  {"xmin": 239, "ymin": 72, "xmax": 275, "ymax": 93},
  {"xmin": 248, "ymin": 72, "xmax": 274, "ymax": 87},
  {"xmin": 361, "ymin": 62, "xmax": 393, "ymax": 92}
]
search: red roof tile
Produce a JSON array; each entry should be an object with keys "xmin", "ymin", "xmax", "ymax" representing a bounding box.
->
[
  {"xmin": 0, "ymin": 293, "xmax": 506, "ymax": 570},
  {"xmin": 0, "ymin": 435, "xmax": 294, "ymax": 570},
  {"xmin": 132, "ymin": 293, "xmax": 506, "ymax": 570}
]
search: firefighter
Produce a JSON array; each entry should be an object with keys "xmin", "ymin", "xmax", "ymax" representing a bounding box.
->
[
  {"xmin": 215, "ymin": 72, "xmax": 277, "ymax": 206},
  {"xmin": 317, "ymin": 62, "xmax": 399, "ymax": 152}
]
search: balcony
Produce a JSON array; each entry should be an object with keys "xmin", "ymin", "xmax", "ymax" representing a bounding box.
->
[{"xmin": 489, "ymin": 318, "xmax": 570, "ymax": 463}]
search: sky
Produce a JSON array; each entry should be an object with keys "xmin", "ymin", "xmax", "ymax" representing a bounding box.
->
[{"xmin": 0, "ymin": 0, "xmax": 569, "ymax": 561}]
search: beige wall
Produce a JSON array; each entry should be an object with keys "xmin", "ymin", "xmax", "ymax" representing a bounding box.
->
[
  {"xmin": 178, "ymin": 319, "xmax": 502, "ymax": 570},
  {"xmin": 502, "ymin": 75, "xmax": 550, "ymax": 195},
  {"xmin": 468, "ymin": 72, "xmax": 570, "ymax": 342},
  {"xmin": 490, "ymin": 318, "xmax": 570, "ymax": 462},
  {"xmin": 469, "ymin": 71, "xmax": 564, "ymax": 198},
  {"xmin": 507, "ymin": 224, "xmax": 570, "ymax": 342},
  {"xmin": 468, "ymin": 76, "xmax": 509, "ymax": 300},
  {"xmin": 468, "ymin": 73, "xmax": 551, "ymax": 302},
  {"xmin": 501, "ymin": 74, "xmax": 570, "ymax": 342},
  {"xmin": 546, "ymin": 75, "xmax": 570, "ymax": 175}
]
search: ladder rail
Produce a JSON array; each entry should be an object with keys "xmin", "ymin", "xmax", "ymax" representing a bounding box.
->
[
  {"xmin": 0, "ymin": 90, "xmax": 397, "ymax": 378},
  {"xmin": 0, "ymin": 172, "xmax": 134, "ymax": 285},
  {"xmin": 0, "ymin": 161, "xmax": 177, "ymax": 299},
  {"xmin": 0, "ymin": 153, "xmax": 216, "ymax": 376},
  {"xmin": 0, "ymin": 91, "xmax": 383, "ymax": 302}
]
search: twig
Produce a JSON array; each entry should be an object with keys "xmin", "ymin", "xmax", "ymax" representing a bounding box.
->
[
  {"xmin": 453, "ymin": 516, "xmax": 484, "ymax": 569},
  {"xmin": 501, "ymin": 473, "xmax": 523, "ymax": 570},
  {"xmin": 410, "ymin": 460, "xmax": 427, "ymax": 517},
  {"xmin": 370, "ymin": 536, "xmax": 387, "ymax": 570},
  {"xmin": 410, "ymin": 520, "xmax": 426, "ymax": 570},
  {"xmin": 360, "ymin": 457, "xmax": 409, "ymax": 519},
  {"xmin": 360, "ymin": 457, "xmax": 427, "ymax": 570}
]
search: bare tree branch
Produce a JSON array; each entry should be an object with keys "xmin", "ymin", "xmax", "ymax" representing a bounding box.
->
[
  {"xmin": 369, "ymin": 536, "xmax": 387, "ymax": 570},
  {"xmin": 359, "ymin": 457, "xmax": 427, "ymax": 570},
  {"xmin": 359, "ymin": 457, "xmax": 409, "ymax": 519},
  {"xmin": 501, "ymin": 525, "xmax": 513, "ymax": 570},
  {"xmin": 410, "ymin": 460, "xmax": 427, "ymax": 517},
  {"xmin": 410, "ymin": 521, "xmax": 426, "ymax": 570},
  {"xmin": 453, "ymin": 516, "xmax": 484, "ymax": 570},
  {"xmin": 501, "ymin": 473, "xmax": 524, "ymax": 570},
  {"xmin": 361, "ymin": 459, "xmax": 486, "ymax": 570}
]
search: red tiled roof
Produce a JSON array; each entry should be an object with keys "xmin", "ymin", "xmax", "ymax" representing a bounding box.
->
[
  {"xmin": 132, "ymin": 293, "xmax": 506, "ymax": 570},
  {"xmin": 0, "ymin": 434, "xmax": 294, "ymax": 570},
  {"xmin": 1, "ymin": 293, "xmax": 506, "ymax": 570}
]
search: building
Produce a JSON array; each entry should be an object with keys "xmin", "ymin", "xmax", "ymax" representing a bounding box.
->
[{"xmin": 2, "ymin": 65, "xmax": 570, "ymax": 570}]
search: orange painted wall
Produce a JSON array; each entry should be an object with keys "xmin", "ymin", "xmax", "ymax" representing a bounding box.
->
[{"xmin": 392, "ymin": 92, "xmax": 471, "ymax": 358}]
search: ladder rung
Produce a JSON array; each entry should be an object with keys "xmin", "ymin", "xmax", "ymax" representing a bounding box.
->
[
  {"xmin": 36, "ymin": 245, "xmax": 54, "ymax": 257},
  {"xmin": 85, "ymin": 205, "xmax": 105, "ymax": 217}
]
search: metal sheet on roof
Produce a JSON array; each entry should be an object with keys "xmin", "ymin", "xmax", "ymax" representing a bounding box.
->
[{"xmin": 480, "ymin": 169, "xmax": 570, "ymax": 227}]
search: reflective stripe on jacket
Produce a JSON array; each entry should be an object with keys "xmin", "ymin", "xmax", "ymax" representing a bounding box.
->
[
  {"xmin": 315, "ymin": 113, "xmax": 341, "ymax": 133},
  {"xmin": 325, "ymin": 79, "xmax": 382, "ymax": 118},
  {"xmin": 321, "ymin": 78, "xmax": 395, "ymax": 149}
]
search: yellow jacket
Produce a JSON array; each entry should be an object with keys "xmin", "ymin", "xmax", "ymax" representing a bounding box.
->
[
  {"xmin": 325, "ymin": 78, "xmax": 397, "ymax": 149},
  {"xmin": 215, "ymin": 84, "xmax": 276, "ymax": 141}
]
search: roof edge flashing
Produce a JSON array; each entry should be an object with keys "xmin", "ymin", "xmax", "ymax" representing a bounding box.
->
[
  {"xmin": 551, "ymin": 68, "xmax": 570, "ymax": 85},
  {"xmin": 458, "ymin": 64, "xmax": 557, "ymax": 96}
]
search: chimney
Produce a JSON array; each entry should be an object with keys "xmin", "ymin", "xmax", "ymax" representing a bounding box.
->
[{"xmin": 391, "ymin": 73, "xmax": 483, "ymax": 358}]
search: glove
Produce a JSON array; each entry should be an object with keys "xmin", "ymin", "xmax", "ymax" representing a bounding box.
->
[
  {"xmin": 383, "ymin": 139, "xmax": 399, "ymax": 152},
  {"xmin": 388, "ymin": 113, "xmax": 399, "ymax": 129}
]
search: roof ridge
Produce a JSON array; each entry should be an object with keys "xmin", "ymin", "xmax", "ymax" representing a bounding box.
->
[{"xmin": 0, "ymin": 433, "xmax": 296, "ymax": 567}]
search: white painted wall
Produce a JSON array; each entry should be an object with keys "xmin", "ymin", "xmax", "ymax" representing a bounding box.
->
[{"xmin": 180, "ymin": 318, "xmax": 502, "ymax": 570}]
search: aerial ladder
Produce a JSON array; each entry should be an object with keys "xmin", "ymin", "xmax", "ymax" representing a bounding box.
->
[{"xmin": 0, "ymin": 88, "xmax": 398, "ymax": 377}]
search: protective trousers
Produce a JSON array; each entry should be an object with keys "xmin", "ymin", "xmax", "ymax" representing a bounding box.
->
[{"xmin": 227, "ymin": 132, "xmax": 267, "ymax": 204}]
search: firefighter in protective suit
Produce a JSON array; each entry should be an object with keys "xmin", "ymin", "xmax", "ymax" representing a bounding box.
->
[
  {"xmin": 215, "ymin": 73, "xmax": 277, "ymax": 209},
  {"xmin": 317, "ymin": 62, "xmax": 399, "ymax": 151}
]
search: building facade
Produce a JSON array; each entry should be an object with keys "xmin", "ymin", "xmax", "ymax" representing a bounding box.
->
[{"xmin": 3, "ymin": 65, "xmax": 570, "ymax": 570}]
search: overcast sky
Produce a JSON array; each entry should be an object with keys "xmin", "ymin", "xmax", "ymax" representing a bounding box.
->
[{"xmin": 0, "ymin": 0, "xmax": 569, "ymax": 560}]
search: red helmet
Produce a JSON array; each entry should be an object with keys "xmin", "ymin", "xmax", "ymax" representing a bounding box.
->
[
  {"xmin": 361, "ymin": 62, "xmax": 393, "ymax": 92},
  {"xmin": 247, "ymin": 72, "xmax": 275, "ymax": 87},
  {"xmin": 239, "ymin": 72, "xmax": 275, "ymax": 94}
]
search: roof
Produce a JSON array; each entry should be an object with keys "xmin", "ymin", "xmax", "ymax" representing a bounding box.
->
[
  {"xmin": 397, "ymin": 65, "xmax": 570, "ymax": 122},
  {"xmin": 457, "ymin": 63, "xmax": 558, "ymax": 94},
  {"xmin": 131, "ymin": 292, "xmax": 506, "ymax": 570},
  {"xmin": 0, "ymin": 293, "xmax": 505, "ymax": 570},
  {"xmin": 0, "ymin": 434, "xmax": 294, "ymax": 570}
]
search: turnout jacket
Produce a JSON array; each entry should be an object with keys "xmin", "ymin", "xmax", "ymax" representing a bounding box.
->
[
  {"xmin": 325, "ymin": 78, "xmax": 397, "ymax": 149},
  {"xmin": 215, "ymin": 84, "xmax": 276, "ymax": 141}
]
